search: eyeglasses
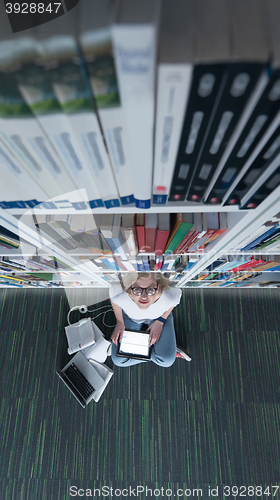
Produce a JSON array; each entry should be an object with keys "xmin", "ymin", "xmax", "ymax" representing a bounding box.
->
[{"xmin": 130, "ymin": 286, "xmax": 158, "ymax": 296}]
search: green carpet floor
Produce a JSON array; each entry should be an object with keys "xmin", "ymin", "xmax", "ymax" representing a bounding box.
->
[{"xmin": 0, "ymin": 287, "xmax": 279, "ymax": 499}]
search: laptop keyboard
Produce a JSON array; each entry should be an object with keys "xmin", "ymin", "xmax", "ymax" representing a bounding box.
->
[{"xmin": 64, "ymin": 363, "xmax": 95, "ymax": 400}]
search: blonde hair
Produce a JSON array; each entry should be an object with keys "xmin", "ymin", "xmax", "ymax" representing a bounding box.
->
[{"xmin": 121, "ymin": 272, "xmax": 171, "ymax": 292}]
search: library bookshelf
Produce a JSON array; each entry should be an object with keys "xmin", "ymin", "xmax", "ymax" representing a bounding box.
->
[
  {"xmin": 1, "ymin": 1, "xmax": 280, "ymax": 288},
  {"xmin": 1, "ymin": 184, "xmax": 280, "ymax": 289}
]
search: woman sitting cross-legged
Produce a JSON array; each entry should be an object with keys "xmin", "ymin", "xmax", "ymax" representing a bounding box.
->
[{"xmin": 110, "ymin": 272, "xmax": 191, "ymax": 367}]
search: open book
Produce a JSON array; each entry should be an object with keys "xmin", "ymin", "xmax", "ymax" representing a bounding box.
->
[{"xmin": 65, "ymin": 318, "xmax": 96, "ymax": 355}]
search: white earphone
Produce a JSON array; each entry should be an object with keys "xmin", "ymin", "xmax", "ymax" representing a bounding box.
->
[{"xmin": 67, "ymin": 304, "xmax": 115, "ymax": 327}]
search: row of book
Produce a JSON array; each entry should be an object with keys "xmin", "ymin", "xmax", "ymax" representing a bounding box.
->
[
  {"xmin": 184, "ymin": 275, "xmax": 269, "ymax": 288},
  {"xmin": 6, "ymin": 212, "xmax": 227, "ymax": 258},
  {"xmin": 230, "ymin": 213, "xmax": 280, "ymax": 252},
  {"xmin": 1, "ymin": 0, "xmax": 280, "ymax": 211},
  {"xmin": 86, "ymin": 254, "xmax": 198, "ymax": 275},
  {"xmin": 202, "ymin": 253, "xmax": 280, "ymax": 274}
]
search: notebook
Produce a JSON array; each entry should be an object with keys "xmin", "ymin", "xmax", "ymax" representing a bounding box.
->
[{"xmin": 116, "ymin": 329, "xmax": 152, "ymax": 360}]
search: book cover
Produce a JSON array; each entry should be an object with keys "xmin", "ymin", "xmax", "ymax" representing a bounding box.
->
[
  {"xmin": 168, "ymin": 0, "xmax": 229, "ymax": 202},
  {"xmin": 177, "ymin": 213, "xmax": 205, "ymax": 253},
  {"xmin": 135, "ymin": 214, "xmax": 145, "ymax": 254},
  {"xmin": 240, "ymin": 224, "xmax": 280, "ymax": 251},
  {"xmin": 0, "ymin": 38, "xmax": 74, "ymax": 203},
  {"xmin": 188, "ymin": 0, "xmax": 268, "ymax": 203},
  {"xmin": 154, "ymin": 213, "xmax": 170, "ymax": 256},
  {"xmin": 224, "ymin": 125, "xmax": 280, "ymax": 206},
  {"xmin": 241, "ymin": 163, "xmax": 280, "ymax": 209},
  {"xmin": 112, "ymin": 0, "xmax": 160, "ymax": 208},
  {"xmin": 145, "ymin": 213, "xmax": 157, "ymax": 254},
  {"xmin": 100, "ymin": 214, "xmax": 127, "ymax": 259},
  {"xmin": 80, "ymin": 0, "xmax": 134, "ymax": 205},
  {"xmin": 120, "ymin": 213, "xmax": 138, "ymax": 256},
  {"xmin": 152, "ymin": 0, "xmax": 194, "ymax": 204},
  {"xmin": 43, "ymin": 32, "xmax": 120, "ymax": 208},
  {"xmin": 165, "ymin": 213, "xmax": 193, "ymax": 255}
]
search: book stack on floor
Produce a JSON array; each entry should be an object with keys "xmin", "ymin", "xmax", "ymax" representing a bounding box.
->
[
  {"xmin": 63, "ymin": 318, "xmax": 113, "ymax": 404},
  {"xmin": 1, "ymin": 0, "xmax": 280, "ymax": 210}
]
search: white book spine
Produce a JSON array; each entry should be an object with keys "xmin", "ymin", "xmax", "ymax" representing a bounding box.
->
[
  {"xmin": 122, "ymin": 260, "xmax": 136, "ymax": 271},
  {"xmin": 65, "ymin": 112, "xmax": 120, "ymax": 207},
  {"xmin": 0, "ymin": 117, "xmax": 65, "ymax": 200},
  {"xmin": 32, "ymin": 113, "xmax": 103, "ymax": 206},
  {"xmin": 113, "ymin": 24, "xmax": 156, "ymax": 208},
  {"xmin": 98, "ymin": 107, "xmax": 134, "ymax": 204},
  {"xmin": 0, "ymin": 137, "xmax": 48, "ymax": 204},
  {"xmin": 153, "ymin": 63, "xmax": 193, "ymax": 204}
]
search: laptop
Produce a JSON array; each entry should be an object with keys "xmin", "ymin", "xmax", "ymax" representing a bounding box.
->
[
  {"xmin": 116, "ymin": 329, "xmax": 152, "ymax": 361},
  {"xmin": 56, "ymin": 351, "xmax": 105, "ymax": 408}
]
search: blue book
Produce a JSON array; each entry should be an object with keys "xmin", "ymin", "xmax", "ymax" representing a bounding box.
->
[
  {"xmin": 241, "ymin": 225, "xmax": 280, "ymax": 251},
  {"xmin": 214, "ymin": 261, "xmax": 244, "ymax": 272},
  {"xmin": 264, "ymin": 265, "xmax": 280, "ymax": 271}
]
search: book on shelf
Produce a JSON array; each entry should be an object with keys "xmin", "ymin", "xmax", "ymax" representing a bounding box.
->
[
  {"xmin": 136, "ymin": 255, "xmax": 146, "ymax": 272},
  {"xmin": 33, "ymin": 214, "xmax": 79, "ymax": 252},
  {"xmin": 135, "ymin": 214, "xmax": 145, "ymax": 254},
  {"xmin": 16, "ymin": 46, "xmax": 99, "ymax": 207},
  {"xmin": 224, "ymin": 124, "xmax": 280, "ymax": 206},
  {"xmin": 0, "ymin": 225, "xmax": 20, "ymax": 249},
  {"xmin": 226, "ymin": 258, "xmax": 266, "ymax": 272},
  {"xmin": 250, "ymin": 226, "xmax": 280, "ymax": 249},
  {"xmin": 230, "ymin": 219, "xmax": 278, "ymax": 251},
  {"xmin": 145, "ymin": 213, "xmax": 157, "ymax": 253},
  {"xmin": 69, "ymin": 214, "xmax": 99, "ymax": 233},
  {"xmin": 152, "ymin": 0, "xmax": 194, "ymax": 204},
  {"xmin": 0, "ymin": 38, "xmax": 72, "ymax": 205},
  {"xmin": 0, "ymin": 139, "xmax": 45, "ymax": 209},
  {"xmin": 161, "ymin": 255, "xmax": 180, "ymax": 272},
  {"xmin": 79, "ymin": 0, "xmax": 134, "ymax": 206},
  {"xmin": 253, "ymin": 230, "xmax": 280, "ymax": 250},
  {"xmin": 112, "ymin": 255, "xmax": 128, "ymax": 272},
  {"xmin": 221, "ymin": 111, "xmax": 280, "ymax": 207},
  {"xmin": 37, "ymin": 16, "xmax": 121, "ymax": 209},
  {"xmin": 239, "ymin": 224, "xmax": 280, "ymax": 251},
  {"xmin": 241, "ymin": 163, "xmax": 280, "ymax": 209},
  {"xmin": 252, "ymin": 260, "xmax": 280, "ymax": 271},
  {"xmin": 177, "ymin": 213, "xmax": 204, "ymax": 253},
  {"xmin": 154, "ymin": 213, "xmax": 170, "ymax": 255},
  {"xmin": 204, "ymin": 0, "xmax": 279, "ymax": 205},
  {"xmin": 155, "ymin": 255, "xmax": 164, "ymax": 270},
  {"xmin": 112, "ymin": 0, "xmax": 160, "ymax": 209},
  {"xmin": 168, "ymin": 0, "xmax": 230, "ymax": 202},
  {"xmin": 188, "ymin": 0, "xmax": 269, "ymax": 203},
  {"xmin": 120, "ymin": 214, "xmax": 138, "ymax": 256},
  {"xmin": 142, "ymin": 255, "xmax": 150, "ymax": 271},
  {"xmin": 149, "ymin": 255, "xmax": 156, "ymax": 271},
  {"xmin": 261, "ymin": 264, "xmax": 280, "ymax": 271},
  {"xmin": 165, "ymin": 213, "xmax": 193, "ymax": 255},
  {"xmin": 50, "ymin": 48, "xmax": 120, "ymax": 208},
  {"xmin": 99, "ymin": 214, "xmax": 127, "ymax": 260},
  {"xmin": 195, "ymin": 213, "xmax": 228, "ymax": 251}
]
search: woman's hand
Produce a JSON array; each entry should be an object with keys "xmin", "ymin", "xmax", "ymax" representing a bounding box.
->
[
  {"xmin": 111, "ymin": 321, "xmax": 125, "ymax": 345},
  {"xmin": 147, "ymin": 320, "xmax": 164, "ymax": 345}
]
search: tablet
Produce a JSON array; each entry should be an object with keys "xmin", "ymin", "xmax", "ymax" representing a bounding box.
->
[{"xmin": 116, "ymin": 329, "xmax": 152, "ymax": 360}]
